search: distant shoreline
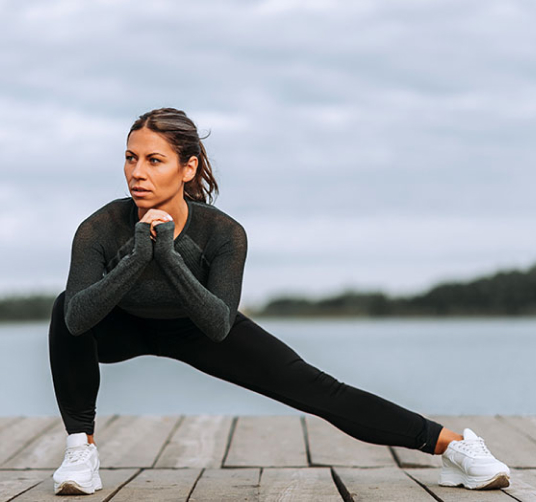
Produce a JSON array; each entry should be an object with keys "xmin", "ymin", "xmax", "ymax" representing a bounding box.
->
[
  {"xmin": 2, "ymin": 313, "xmax": 536, "ymax": 324},
  {"xmin": 242, "ymin": 311, "xmax": 536, "ymax": 319},
  {"xmin": 1, "ymin": 262, "xmax": 535, "ymax": 321},
  {"xmin": 246, "ymin": 262, "xmax": 536, "ymax": 318}
]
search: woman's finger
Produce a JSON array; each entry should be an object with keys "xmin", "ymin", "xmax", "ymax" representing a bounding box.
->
[
  {"xmin": 149, "ymin": 218, "xmax": 172, "ymax": 240},
  {"xmin": 140, "ymin": 209, "xmax": 173, "ymax": 224},
  {"xmin": 141, "ymin": 214, "xmax": 173, "ymax": 225},
  {"xmin": 149, "ymin": 221, "xmax": 157, "ymax": 241}
]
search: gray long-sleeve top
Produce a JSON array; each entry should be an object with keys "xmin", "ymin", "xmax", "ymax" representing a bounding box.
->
[{"xmin": 64, "ymin": 196, "xmax": 248, "ymax": 342}]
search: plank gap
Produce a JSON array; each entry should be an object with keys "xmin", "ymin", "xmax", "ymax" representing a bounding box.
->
[
  {"xmin": 403, "ymin": 470, "xmax": 445, "ymax": 502},
  {"xmin": 149, "ymin": 415, "xmax": 184, "ymax": 468},
  {"xmin": 1, "ymin": 417, "xmax": 60, "ymax": 467},
  {"xmin": 502, "ymin": 490, "xmax": 527, "ymax": 502},
  {"xmin": 185, "ymin": 467, "xmax": 205, "ymax": 502},
  {"xmin": 388, "ymin": 446, "xmax": 402, "ymax": 468},
  {"xmin": 0, "ymin": 467, "xmax": 60, "ymax": 471},
  {"xmin": 2, "ymin": 473, "xmax": 49, "ymax": 502},
  {"xmin": 220, "ymin": 416, "xmax": 238, "ymax": 467},
  {"xmin": 300, "ymin": 415, "xmax": 313, "ymax": 467},
  {"xmin": 101, "ymin": 468, "xmax": 143, "ymax": 502},
  {"xmin": 330, "ymin": 467, "xmax": 355, "ymax": 502}
]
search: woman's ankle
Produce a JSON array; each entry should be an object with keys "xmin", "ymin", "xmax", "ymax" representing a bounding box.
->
[{"xmin": 434, "ymin": 427, "xmax": 463, "ymax": 454}]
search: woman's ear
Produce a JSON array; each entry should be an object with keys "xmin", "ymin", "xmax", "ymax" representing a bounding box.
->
[{"xmin": 182, "ymin": 155, "xmax": 198, "ymax": 183}]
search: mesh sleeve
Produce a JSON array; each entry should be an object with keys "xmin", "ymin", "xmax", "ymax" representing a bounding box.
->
[{"xmin": 64, "ymin": 220, "xmax": 153, "ymax": 335}]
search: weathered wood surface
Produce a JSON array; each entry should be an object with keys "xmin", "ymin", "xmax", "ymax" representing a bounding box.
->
[
  {"xmin": 1, "ymin": 414, "xmax": 536, "ymax": 501},
  {"xmin": 1, "ymin": 415, "xmax": 114, "ymax": 469},
  {"xmin": 110, "ymin": 469, "xmax": 201, "ymax": 502},
  {"xmin": 189, "ymin": 468, "xmax": 259, "ymax": 501},
  {"xmin": 502, "ymin": 415, "xmax": 536, "ymax": 443},
  {"xmin": 0, "ymin": 416, "xmax": 57, "ymax": 466},
  {"xmin": 260, "ymin": 468, "xmax": 341, "ymax": 501},
  {"xmin": 224, "ymin": 416, "xmax": 307, "ymax": 467},
  {"xmin": 96, "ymin": 415, "xmax": 179, "ymax": 468},
  {"xmin": 504, "ymin": 470, "xmax": 536, "ymax": 502},
  {"xmin": 0, "ymin": 470, "xmax": 54, "ymax": 501},
  {"xmin": 305, "ymin": 416, "xmax": 396, "ymax": 467},
  {"xmin": 334, "ymin": 467, "xmax": 436, "ymax": 501},
  {"xmin": 155, "ymin": 415, "xmax": 233, "ymax": 469},
  {"xmin": 7, "ymin": 469, "xmax": 139, "ymax": 502}
]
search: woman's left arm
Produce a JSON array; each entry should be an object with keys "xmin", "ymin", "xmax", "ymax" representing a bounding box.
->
[{"xmin": 153, "ymin": 220, "xmax": 247, "ymax": 342}]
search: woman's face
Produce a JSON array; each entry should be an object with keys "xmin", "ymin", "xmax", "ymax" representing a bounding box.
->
[{"xmin": 124, "ymin": 127, "xmax": 197, "ymax": 209}]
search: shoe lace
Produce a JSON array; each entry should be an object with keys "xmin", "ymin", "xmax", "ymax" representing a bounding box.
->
[
  {"xmin": 65, "ymin": 445, "xmax": 92, "ymax": 464},
  {"xmin": 458, "ymin": 437, "xmax": 492, "ymax": 457}
]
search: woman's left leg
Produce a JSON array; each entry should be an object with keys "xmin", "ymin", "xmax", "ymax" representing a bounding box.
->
[{"xmin": 156, "ymin": 312, "xmax": 444, "ymax": 455}]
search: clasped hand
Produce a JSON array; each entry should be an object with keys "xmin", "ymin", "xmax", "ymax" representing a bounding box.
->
[{"xmin": 139, "ymin": 209, "xmax": 174, "ymax": 242}]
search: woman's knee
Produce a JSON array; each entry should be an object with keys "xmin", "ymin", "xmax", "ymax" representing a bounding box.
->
[
  {"xmin": 51, "ymin": 291, "xmax": 66, "ymax": 318},
  {"xmin": 49, "ymin": 291, "xmax": 88, "ymax": 342},
  {"xmin": 49, "ymin": 291, "xmax": 70, "ymax": 339}
]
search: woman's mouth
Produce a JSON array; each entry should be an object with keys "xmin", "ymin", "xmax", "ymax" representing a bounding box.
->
[{"xmin": 132, "ymin": 187, "xmax": 151, "ymax": 197}]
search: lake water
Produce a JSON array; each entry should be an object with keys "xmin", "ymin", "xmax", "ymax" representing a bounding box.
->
[{"xmin": 1, "ymin": 317, "xmax": 534, "ymax": 418}]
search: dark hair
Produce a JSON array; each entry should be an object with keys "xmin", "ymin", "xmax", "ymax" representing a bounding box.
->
[{"xmin": 127, "ymin": 107, "xmax": 218, "ymax": 204}]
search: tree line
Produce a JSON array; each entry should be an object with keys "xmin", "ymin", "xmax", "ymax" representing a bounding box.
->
[
  {"xmin": 0, "ymin": 294, "xmax": 57, "ymax": 322},
  {"xmin": 249, "ymin": 263, "xmax": 536, "ymax": 317},
  {"xmin": 0, "ymin": 263, "xmax": 535, "ymax": 321}
]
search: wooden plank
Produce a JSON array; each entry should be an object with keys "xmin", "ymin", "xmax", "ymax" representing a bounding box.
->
[
  {"xmin": 305, "ymin": 416, "xmax": 395, "ymax": 467},
  {"xmin": 259, "ymin": 468, "xmax": 341, "ymax": 502},
  {"xmin": 96, "ymin": 415, "xmax": 180, "ymax": 468},
  {"xmin": 0, "ymin": 416, "xmax": 58, "ymax": 466},
  {"xmin": 94, "ymin": 414, "xmax": 117, "ymax": 435},
  {"xmin": 189, "ymin": 468, "xmax": 259, "ymax": 501},
  {"xmin": 390, "ymin": 446, "xmax": 441, "ymax": 468},
  {"xmin": 0, "ymin": 416, "xmax": 20, "ymax": 432},
  {"xmin": 8, "ymin": 469, "xmax": 139, "ymax": 501},
  {"xmin": 0, "ymin": 470, "xmax": 53, "ymax": 502},
  {"xmin": 155, "ymin": 415, "xmax": 232, "ymax": 468},
  {"xmin": 406, "ymin": 468, "xmax": 514, "ymax": 501},
  {"xmin": 109, "ymin": 468, "xmax": 201, "ymax": 502},
  {"xmin": 430, "ymin": 415, "xmax": 536, "ymax": 468},
  {"xmin": 2, "ymin": 420, "xmax": 65, "ymax": 469},
  {"xmin": 2, "ymin": 415, "xmax": 114, "ymax": 469},
  {"xmin": 225, "ymin": 416, "xmax": 307, "ymax": 467},
  {"xmin": 334, "ymin": 467, "xmax": 436, "ymax": 501},
  {"xmin": 498, "ymin": 416, "xmax": 536, "ymax": 445},
  {"xmin": 504, "ymin": 469, "xmax": 536, "ymax": 502}
]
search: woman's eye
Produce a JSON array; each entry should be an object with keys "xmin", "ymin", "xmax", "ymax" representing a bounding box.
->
[
  {"xmin": 149, "ymin": 158, "xmax": 161, "ymax": 164},
  {"xmin": 125, "ymin": 155, "xmax": 135, "ymax": 162}
]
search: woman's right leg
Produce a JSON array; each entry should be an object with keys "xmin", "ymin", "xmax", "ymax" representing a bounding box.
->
[
  {"xmin": 48, "ymin": 291, "xmax": 155, "ymax": 436},
  {"xmin": 156, "ymin": 312, "xmax": 444, "ymax": 455}
]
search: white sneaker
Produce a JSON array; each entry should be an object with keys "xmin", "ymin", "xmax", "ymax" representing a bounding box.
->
[
  {"xmin": 439, "ymin": 428, "xmax": 510, "ymax": 490},
  {"xmin": 53, "ymin": 432, "xmax": 102, "ymax": 495}
]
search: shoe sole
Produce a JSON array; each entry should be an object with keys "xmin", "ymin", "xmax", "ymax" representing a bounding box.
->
[
  {"xmin": 54, "ymin": 472, "xmax": 102, "ymax": 495},
  {"xmin": 439, "ymin": 471, "xmax": 510, "ymax": 490}
]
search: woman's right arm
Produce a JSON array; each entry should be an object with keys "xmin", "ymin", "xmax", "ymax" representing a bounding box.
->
[{"xmin": 63, "ymin": 220, "xmax": 153, "ymax": 335}]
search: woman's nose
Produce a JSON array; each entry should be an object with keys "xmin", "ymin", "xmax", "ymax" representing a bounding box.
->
[{"xmin": 131, "ymin": 161, "xmax": 147, "ymax": 179}]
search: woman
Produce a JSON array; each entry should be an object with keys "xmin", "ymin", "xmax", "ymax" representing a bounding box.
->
[{"xmin": 49, "ymin": 107, "xmax": 510, "ymax": 495}]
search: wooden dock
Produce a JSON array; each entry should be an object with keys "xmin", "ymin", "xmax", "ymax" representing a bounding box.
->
[{"xmin": 1, "ymin": 414, "xmax": 536, "ymax": 501}]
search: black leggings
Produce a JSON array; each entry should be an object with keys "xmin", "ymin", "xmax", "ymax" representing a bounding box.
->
[{"xmin": 48, "ymin": 291, "xmax": 443, "ymax": 455}]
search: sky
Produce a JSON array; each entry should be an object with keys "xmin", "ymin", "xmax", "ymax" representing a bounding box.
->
[{"xmin": 1, "ymin": 0, "xmax": 535, "ymax": 309}]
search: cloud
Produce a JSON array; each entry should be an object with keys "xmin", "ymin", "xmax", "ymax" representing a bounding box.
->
[{"xmin": 1, "ymin": 0, "xmax": 535, "ymax": 304}]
